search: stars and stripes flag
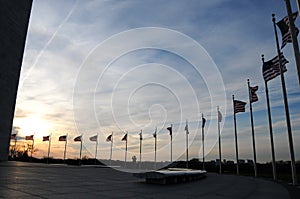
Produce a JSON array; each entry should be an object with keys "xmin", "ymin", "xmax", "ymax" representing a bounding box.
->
[
  {"xmin": 218, "ymin": 110, "xmax": 222, "ymax": 123},
  {"xmin": 153, "ymin": 128, "xmax": 157, "ymax": 138},
  {"xmin": 234, "ymin": 100, "xmax": 247, "ymax": 114},
  {"xmin": 59, "ymin": 135, "xmax": 67, "ymax": 141},
  {"xmin": 43, "ymin": 135, "xmax": 50, "ymax": 141},
  {"xmin": 249, "ymin": 85, "xmax": 259, "ymax": 103},
  {"xmin": 276, "ymin": 11, "xmax": 299, "ymax": 49},
  {"xmin": 121, "ymin": 133, "xmax": 127, "ymax": 141},
  {"xmin": 25, "ymin": 135, "xmax": 34, "ymax": 140},
  {"xmin": 167, "ymin": 126, "xmax": 172, "ymax": 136},
  {"xmin": 262, "ymin": 53, "xmax": 288, "ymax": 82},
  {"xmin": 11, "ymin": 133, "xmax": 17, "ymax": 140},
  {"xmin": 74, "ymin": 135, "xmax": 82, "ymax": 142},
  {"xmin": 106, "ymin": 134, "xmax": 113, "ymax": 142},
  {"xmin": 89, "ymin": 135, "xmax": 97, "ymax": 142},
  {"xmin": 202, "ymin": 117, "xmax": 206, "ymax": 128},
  {"xmin": 185, "ymin": 121, "xmax": 189, "ymax": 134},
  {"xmin": 139, "ymin": 131, "xmax": 143, "ymax": 140}
]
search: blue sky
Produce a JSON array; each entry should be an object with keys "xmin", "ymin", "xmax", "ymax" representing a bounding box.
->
[{"xmin": 13, "ymin": 0, "xmax": 300, "ymax": 164}]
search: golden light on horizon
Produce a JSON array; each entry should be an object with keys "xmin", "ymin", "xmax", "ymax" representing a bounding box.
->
[{"xmin": 13, "ymin": 115, "xmax": 52, "ymax": 137}]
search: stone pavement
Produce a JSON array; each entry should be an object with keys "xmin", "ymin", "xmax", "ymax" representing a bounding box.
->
[{"xmin": 0, "ymin": 161, "xmax": 296, "ymax": 198}]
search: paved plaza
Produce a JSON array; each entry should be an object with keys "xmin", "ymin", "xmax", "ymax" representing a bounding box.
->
[{"xmin": 0, "ymin": 161, "xmax": 298, "ymax": 198}]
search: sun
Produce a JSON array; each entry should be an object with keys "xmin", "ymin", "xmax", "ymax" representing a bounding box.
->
[{"xmin": 13, "ymin": 116, "xmax": 52, "ymax": 137}]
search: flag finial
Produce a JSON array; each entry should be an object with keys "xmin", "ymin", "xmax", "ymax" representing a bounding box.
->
[
  {"xmin": 272, "ymin": 13, "xmax": 276, "ymax": 21},
  {"xmin": 261, "ymin": 54, "xmax": 265, "ymax": 63}
]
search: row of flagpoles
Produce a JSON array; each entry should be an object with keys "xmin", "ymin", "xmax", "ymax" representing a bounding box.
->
[
  {"xmin": 11, "ymin": 117, "xmax": 211, "ymax": 169},
  {"xmin": 231, "ymin": 1, "xmax": 299, "ymax": 185},
  {"xmin": 9, "ymin": 0, "xmax": 300, "ymax": 185}
]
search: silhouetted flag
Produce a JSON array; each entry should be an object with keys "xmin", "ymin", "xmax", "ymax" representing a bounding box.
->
[
  {"xmin": 202, "ymin": 117, "xmax": 206, "ymax": 128},
  {"xmin": 218, "ymin": 110, "xmax": 222, "ymax": 123},
  {"xmin": 234, "ymin": 100, "xmax": 247, "ymax": 114},
  {"xmin": 185, "ymin": 122, "xmax": 189, "ymax": 134},
  {"xmin": 106, "ymin": 134, "xmax": 112, "ymax": 142},
  {"xmin": 153, "ymin": 128, "xmax": 157, "ymax": 138},
  {"xmin": 122, "ymin": 133, "xmax": 127, "ymax": 141},
  {"xmin": 43, "ymin": 136, "xmax": 50, "ymax": 141},
  {"xmin": 139, "ymin": 131, "xmax": 143, "ymax": 140},
  {"xmin": 276, "ymin": 12, "xmax": 299, "ymax": 49},
  {"xmin": 59, "ymin": 135, "xmax": 67, "ymax": 141},
  {"xmin": 25, "ymin": 135, "xmax": 34, "ymax": 140},
  {"xmin": 11, "ymin": 133, "xmax": 17, "ymax": 140},
  {"xmin": 89, "ymin": 135, "xmax": 97, "ymax": 142},
  {"xmin": 250, "ymin": 86, "xmax": 259, "ymax": 103},
  {"xmin": 167, "ymin": 126, "xmax": 172, "ymax": 136},
  {"xmin": 262, "ymin": 53, "xmax": 288, "ymax": 82},
  {"xmin": 74, "ymin": 136, "xmax": 82, "ymax": 142}
]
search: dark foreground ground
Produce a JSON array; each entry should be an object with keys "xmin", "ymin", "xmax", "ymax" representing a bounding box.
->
[{"xmin": 0, "ymin": 161, "xmax": 299, "ymax": 199}]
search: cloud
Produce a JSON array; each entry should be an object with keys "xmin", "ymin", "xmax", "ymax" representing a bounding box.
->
[{"xmin": 15, "ymin": 0, "xmax": 300, "ymax": 163}]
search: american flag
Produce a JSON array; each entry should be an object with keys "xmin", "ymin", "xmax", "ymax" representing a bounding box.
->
[
  {"xmin": 218, "ymin": 110, "xmax": 222, "ymax": 123},
  {"xmin": 106, "ymin": 134, "xmax": 112, "ymax": 142},
  {"xmin": 249, "ymin": 85, "xmax": 259, "ymax": 103},
  {"xmin": 185, "ymin": 120, "xmax": 189, "ymax": 134},
  {"xmin": 276, "ymin": 12, "xmax": 299, "ymax": 49},
  {"xmin": 234, "ymin": 100, "xmax": 247, "ymax": 114},
  {"xmin": 262, "ymin": 53, "xmax": 288, "ymax": 82},
  {"xmin": 59, "ymin": 135, "xmax": 67, "ymax": 141},
  {"xmin": 74, "ymin": 135, "xmax": 82, "ymax": 142},
  {"xmin": 167, "ymin": 126, "xmax": 172, "ymax": 136},
  {"xmin": 139, "ymin": 131, "xmax": 143, "ymax": 140},
  {"xmin": 43, "ymin": 135, "xmax": 50, "ymax": 141},
  {"xmin": 89, "ymin": 135, "xmax": 97, "ymax": 142},
  {"xmin": 25, "ymin": 135, "xmax": 34, "ymax": 141},
  {"xmin": 202, "ymin": 117, "xmax": 206, "ymax": 128},
  {"xmin": 11, "ymin": 133, "xmax": 17, "ymax": 140},
  {"xmin": 153, "ymin": 128, "xmax": 157, "ymax": 138},
  {"xmin": 121, "ymin": 133, "xmax": 127, "ymax": 141}
]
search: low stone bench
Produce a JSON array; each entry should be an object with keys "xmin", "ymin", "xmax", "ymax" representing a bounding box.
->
[{"xmin": 133, "ymin": 168, "xmax": 207, "ymax": 184}]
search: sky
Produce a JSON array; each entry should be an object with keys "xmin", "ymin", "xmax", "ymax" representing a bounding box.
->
[{"xmin": 12, "ymin": 0, "xmax": 300, "ymax": 164}]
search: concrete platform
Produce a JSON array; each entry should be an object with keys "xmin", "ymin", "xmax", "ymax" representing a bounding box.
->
[
  {"xmin": 0, "ymin": 161, "xmax": 295, "ymax": 198},
  {"xmin": 134, "ymin": 168, "xmax": 207, "ymax": 184}
]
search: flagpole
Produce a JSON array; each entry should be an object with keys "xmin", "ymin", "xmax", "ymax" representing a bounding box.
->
[
  {"xmin": 262, "ymin": 54, "xmax": 277, "ymax": 181},
  {"xmin": 217, "ymin": 106, "xmax": 222, "ymax": 174},
  {"xmin": 31, "ymin": 138, "xmax": 34, "ymax": 161},
  {"xmin": 154, "ymin": 128, "xmax": 157, "ymax": 170},
  {"xmin": 202, "ymin": 114, "xmax": 205, "ymax": 170},
  {"xmin": 232, "ymin": 95, "xmax": 239, "ymax": 175},
  {"xmin": 153, "ymin": 127, "xmax": 157, "ymax": 170},
  {"xmin": 186, "ymin": 120, "xmax": 189, "ymax": 169},
  {"xmin": 63, "ymin": 134, "xmax": 68, "ymax": 163},
  {"xmin": 247, "ymin": 79, "xmax": 258, "ymax": 177},
  {"xmin": 79, "ymin": 136, "xmax": 83, "ymax": 160},
  {"xmin": 285, "ymin": 0, "xmax": 300, "ymax": 86},
  {"xmin": 265, "ymin": 80, "xmax": 278, "ymax": 181},
  {"xmin": 272, "ymin": 14, "xmax": 297, "ymax": 185},
  {"xmin": 170, "ymin": 124, "xmax": 173, "ymax": 163},
  {"xmin": 14, "ymin": 134, "xmax": 17, "ymax": 158},
  {"xmin": 47, "ymin": 134, "xmax": 52, "ymax": 164},
  {"xmin": 95, "ymin": 133, "xmax": 98, "ymax": 165},
  {"xmin": 124, "ymin": 132, "xmax": 128, "ymax": 168},
  {"xmin": 139, "ymin": 129, "xmax": 142, "ymax": 170},
  {"xmin": 110, "ymin": 132, "xmax": 113, "ymax": 166}
]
